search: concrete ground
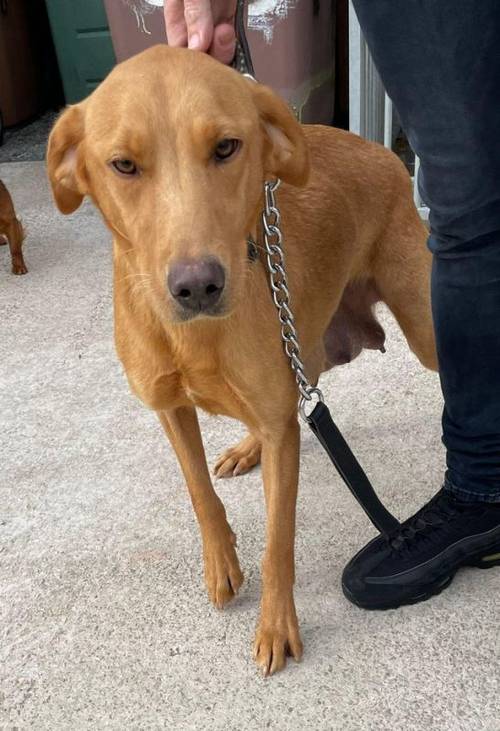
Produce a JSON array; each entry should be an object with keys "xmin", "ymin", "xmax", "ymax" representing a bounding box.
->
[
  {"xmin": 0, "ymin": 113, "xmax": 56, "ymax": 164},
  {"xmin": 1, "ymin": 161, "xmax": 498, "ymax": 731}
]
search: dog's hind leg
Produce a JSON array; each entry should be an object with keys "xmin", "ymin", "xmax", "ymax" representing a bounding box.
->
[
  {"xmin": 158, "ymin": 406, "xmax": 244, "ymax": 608},
  {"xmin": 373, "ymin": 215, "xmax": 438, "ymax": 371},
  {"xmin": 213, "ymin": 433, "xmax": 261, "ymax": 478}
]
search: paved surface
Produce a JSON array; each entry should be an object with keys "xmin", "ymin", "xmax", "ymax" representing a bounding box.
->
[
  {"xmin": 0, "ymin": 113, "xmax": 57, "ymax": 164},
  {"xmin": 1, "ymin": 162, "xmax": 498, "ymax": 730}
]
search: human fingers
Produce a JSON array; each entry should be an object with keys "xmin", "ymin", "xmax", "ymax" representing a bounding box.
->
[
  {"xmin": 164, "ymin": 0, "xmax": 189, "ymax": 46},
  {"xmin": 209, "ymin": 21, "xmax": 236, "ymax": 64},
  {"xmin": 184, "ymin": 0, "xmax": 216, "ymax": 50}
]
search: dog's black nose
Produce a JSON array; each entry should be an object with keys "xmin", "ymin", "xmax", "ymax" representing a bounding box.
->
[{"xmin": 167, "ymin": 257, "xmax": 225, "ymax": 312}]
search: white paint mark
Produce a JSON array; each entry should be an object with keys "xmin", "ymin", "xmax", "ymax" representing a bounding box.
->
[
  {"xmin": 123, "ymin": 0, "xmax": 293, "ymax": 42},
  {"xmin": 120, "ymin": 0, "xmax": 158, "ymax": 34},
  {"xmin": 248, "ymin": 0, "xmax": 297, "ymax": 43}
]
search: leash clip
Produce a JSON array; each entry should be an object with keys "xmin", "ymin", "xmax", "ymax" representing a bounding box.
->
[{"xmin": 298, "ymin": 387, "xmax": 324, "ymax": 422}]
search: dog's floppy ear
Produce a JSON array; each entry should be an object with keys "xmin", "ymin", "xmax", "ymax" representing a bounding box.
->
[
  {"xmin": 250, "ymin": 82, "xmax": 310, "ymax": 187},
  {"xmin": 47, "ymin": 104, "xmax": 88, "ymax": 214}
]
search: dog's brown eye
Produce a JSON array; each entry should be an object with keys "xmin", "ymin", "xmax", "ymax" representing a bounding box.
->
[
  {"xmin": 111, "ymin": 159, "xmax": 138, "ymax": 176},
  {"xmin": 214, "ymin": 138, "xmax": 240, "ymax": 162}
]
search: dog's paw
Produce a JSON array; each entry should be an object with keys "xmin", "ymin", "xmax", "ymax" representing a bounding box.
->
[
  {"xmin": 213, "ymin": 435, "xmax": 261, "ymax": 478},
  {"xmin": 253, "ymin": 598, "xmax": 303, "ymax": 676},
  {"xmin": 203, "ymin": 527, "xmax": 244, "ymax": 609},
  {"xmin": 12, "ymin": 261, "xmax": 28, "ymax": 275}
]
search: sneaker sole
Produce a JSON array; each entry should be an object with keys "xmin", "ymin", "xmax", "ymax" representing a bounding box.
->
[{"xmin": 342, "ymin": 546, "xmax": 500, "ymax": 611}]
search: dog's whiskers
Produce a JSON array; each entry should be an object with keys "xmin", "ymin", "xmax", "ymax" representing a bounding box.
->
[{"xmin": 118, "ymin": 272, "xmax": 151, "ymax": 283}]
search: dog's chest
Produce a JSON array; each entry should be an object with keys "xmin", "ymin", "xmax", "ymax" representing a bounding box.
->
[
  {"xmin": 169, "ymin": 328, "xmax": 258, "ymax": 424},
  {"xmin": 181, "ymin": 373, "xmax": 243, "ymax": 419},
  {"xmin": 175, "ymin": 351, "xmax": 252, "ymax": 422}
]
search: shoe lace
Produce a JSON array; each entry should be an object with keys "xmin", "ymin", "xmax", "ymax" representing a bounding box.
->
[{"xmin": 389, "ymin": 491, "xmax": 465, "ymax": 554}]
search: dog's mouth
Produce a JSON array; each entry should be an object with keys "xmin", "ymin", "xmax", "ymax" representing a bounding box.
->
[{"xmin": 171, "ymin": 298, "xmax": 229, "ymax": 323}]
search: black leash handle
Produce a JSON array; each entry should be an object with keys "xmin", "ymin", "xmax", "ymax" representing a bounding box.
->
[
  {"xmin": 231, "ymin": 0, "xmax": 255, "ymax": 77},
  {"xmin": 307, "ymin": 402, "xmax": 401, "ymax": 537}
]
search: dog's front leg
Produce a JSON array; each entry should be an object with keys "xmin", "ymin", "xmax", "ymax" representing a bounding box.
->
[
  {"xmin": 254, "ymin": 415, "xmax": 302, "ymax": 676},
  {"xmin": 158, "ymin": 406, "xmax": 243, "ymax": 608}
]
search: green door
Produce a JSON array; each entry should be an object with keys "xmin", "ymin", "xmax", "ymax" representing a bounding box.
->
[{"xmin": 45, "ymin": 0, "xmax": 116, "ymax": 103}]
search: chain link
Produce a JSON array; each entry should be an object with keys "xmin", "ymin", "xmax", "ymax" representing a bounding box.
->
[{"xmin": 262, "ymin": 179, "xmax": 324, "ymax": 420}]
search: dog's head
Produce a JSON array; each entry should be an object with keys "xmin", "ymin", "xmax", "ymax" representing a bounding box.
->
[{"xmin": 47, "ymin": 45, "xmax": 309, "ymax": 322}]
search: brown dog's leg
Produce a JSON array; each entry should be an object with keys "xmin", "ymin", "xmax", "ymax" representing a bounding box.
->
[
  {"xmin": 6, "ymin": 219, "xmax": 27, "ymax": 275},
  {"xmin": 374, "ymin": 221, "xmax": 437, "ymax": 371},
  {"xmin": 254, "ymin": 416, "xmax": 302, "ymax": 676},
  {"xmin": 158, "ymin": 406, "xmax": 243, "ymax": 607},
  {"xmin": 213, "ymin": 434, "xmax": 261, "ymax": 478}
]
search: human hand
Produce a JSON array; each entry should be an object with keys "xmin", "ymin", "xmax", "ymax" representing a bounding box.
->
[{"xmin": 164, "ymin": 0, "xmax": 237, "ymax": 65}]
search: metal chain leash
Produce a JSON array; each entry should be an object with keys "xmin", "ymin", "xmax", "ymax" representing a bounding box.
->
[
  {"xmin": 230, "ymin": 4, "xmax": 323, "ymax": 422},
  {"xmin": 231, "ymin": 4, "xmax": 400, "ymax": 536},
  {"xmin": 262, "ymin": 179, "xmax": 324, "ymax": 421}
]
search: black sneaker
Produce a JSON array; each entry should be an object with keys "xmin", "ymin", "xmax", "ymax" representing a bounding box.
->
[{"xmin": 342, "ymin": 486, "xmax": 500, "ymax": 610}]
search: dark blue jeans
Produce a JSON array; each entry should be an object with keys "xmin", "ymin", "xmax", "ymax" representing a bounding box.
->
[{"xmin": 353, "ymin": 0, "xmax": 500, "ymax": 501}]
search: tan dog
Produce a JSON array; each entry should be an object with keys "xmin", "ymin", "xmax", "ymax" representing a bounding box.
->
[
  {"xmin": 0, "ymin": 179, "xmax": 27, "ymax": 275},
  {"xmin": 47, "ymin": 46, "xmax": 437, "ymax": 675}
]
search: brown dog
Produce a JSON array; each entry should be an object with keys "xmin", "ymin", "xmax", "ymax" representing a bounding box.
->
[
  {"xmin": 47, "ymin": 46, "xmax": 437, "ymax": 675},
  {"xmin": 0, "ymin": 179, "xmax": 27, "ymax": 275}
]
